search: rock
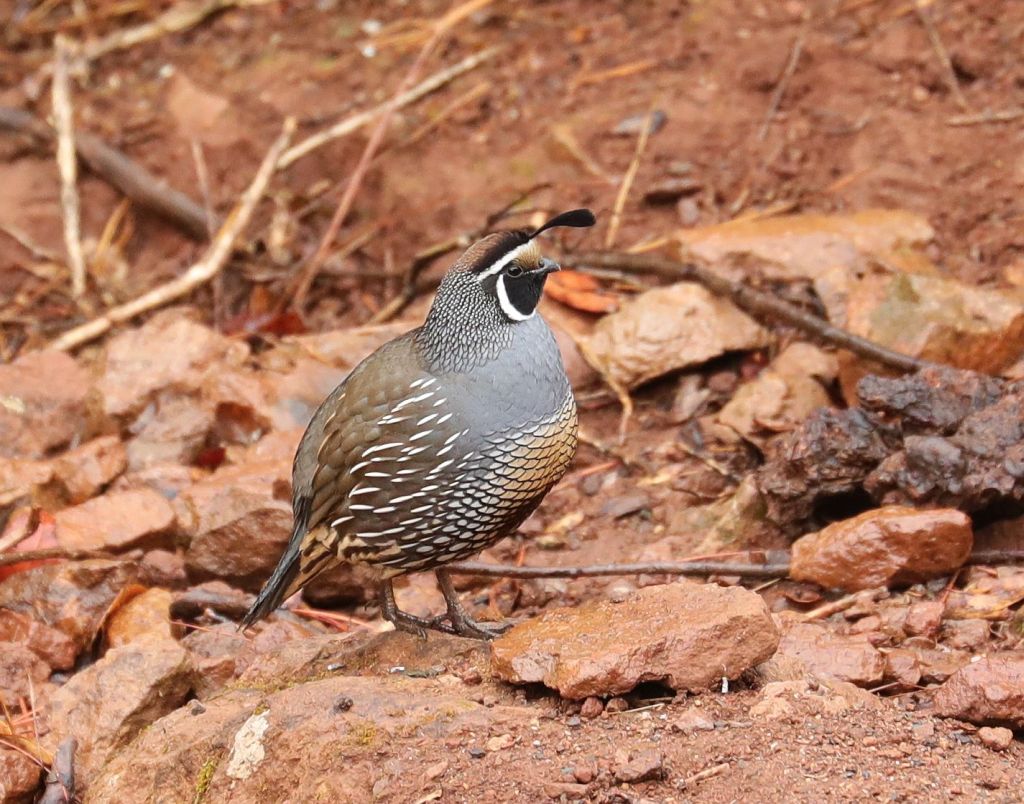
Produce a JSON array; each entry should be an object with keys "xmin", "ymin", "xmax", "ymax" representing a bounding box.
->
[
  {"xmin": 54, "ymin": 488, "xmax": 177, "ymax": 552},
  {"xmin": 125, "ymin": 393, "xmax": 215, "ymax": 469},
  {"xmin": 179, "ymin": 460, "xmax": 292, "ymax": 590},
  {"xmin": 544, "ymin": 781, "xmax": 588, "ymax": 798},
  {"xmin": 0, "ymin": 350, "xmax": 91, "ymax": 459},
  {"xmin": 0, "ymin": 641, "xmax": 50, "ymax": 707},
  {"xmin": 673, "ymin": 708, "xmax": 715, "ymax": 733},
  {"xmin": 0, "ymin": 746, "xmax": 41, "ymax": 804},
  {"xmin": 882, "ymin": 648, "xmax": 922, "ymax": 691},
  {"xmin": 0, "ymin": 458, "xmax": 53, "ymax": 508},
  {"xmin": 717, "ymin": 343, "xmax": 838, "ymax": 446},
  {"xmin": 491, "ymin": 581, "xmax": 779, "ymax": 699},
  {"xmin": 96, "ymin": 310, "xmax": 248, "ymax": 419},
  {"xmin": 579, "ymin": 696, "xmax": 604, "ymax": 719},
  {"xmin": 917, "ymin": 647, "xmax": 971, "ymax": 684},
  {"xmin": 749, "ymin": 678, "xmax": 880, "ymax": 720},
  {"xmin": 977, "ymin": 726, "xmax": 1014, "ymax": 751},
  {"xmin": 790, "ymin": 507, "xmax": 972, "ymax": 592},
  {"xmin": 903, "ymin": 601, "xmax": 944, "ymax": 637},
  {"xmin": 644, "ymin": 176, "xmax": 702, "ymax": 204},
  {"xmin": 300, "ymin": 562, "xmax": 375, "ymax": 608},
  {"xmin": 613, "ymin": 749, "xmax": 664, "ymax": 783},
  {"xmin": 0, "ymin": 610, "xmax": 76, "ymax": 671},
  {"xmin": 112, "ymin": 462, "xmax": 206, "ymax": 500},
  {"xmin": 138, "ymin": 549, "xmax": 188, "ymax": 588},
  {"xmin": 932, "ymin": 654, "xmax": 1024, "ymax": 729},
  {"xmin": 773, "ymin": 622, "xmax": 885, "ymax": 686},
  {"xmin": 91, "ymin": 674, "xmax": 536, "ymax": 802},
  {"xmin": 0, "ymin": 560, "xmax": 134, "ymax": 655},
  {"xmin": 46, "ymin": 637, "xmax": 193, "ymax": 785},
  {"xmin": 840, "ymin": 271, "xmax": 1024, "ymax": 395},
  {"xmin": 49, "ymin": 435, "xmax": 127, "ymax": 504},
  {"xmin": 582, "ymin": 282, "xmax": 769, "ymax": 389},
  {"xmin": 940, "ymin": 619, "xmax": 990, "ymax": 651},
  {"xmin": 106, "ymin": 587, "xmax": 174, "ymax": 648}
]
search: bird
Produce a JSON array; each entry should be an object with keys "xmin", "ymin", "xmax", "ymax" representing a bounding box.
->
[{"xmin": 240, "ymin": 208, "xmax": 596, "ymax": 639}]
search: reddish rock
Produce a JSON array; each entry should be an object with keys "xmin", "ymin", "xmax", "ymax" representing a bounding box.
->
[
  {"xmin": 0, "ymin": 559, "xmax": 134, "ymax": 654},
  {"xmin": 0, "ymin": 350, "xmax": 90, "ymax": 459},
  {"xmin": 940, "ymin": 619, "xmax": 990, "ymax": 651},
  {"xmin": 0, "ymin": 458, "xmax": 53, "ymax": 508},
  {"xmin": 0, "ymin": 746, "xmax": 41, "ymax": 804},
  {"xmin": 903, "ymin": 600, "xmax": 944, "ymax": 637},
  {"xmin": 90, "ymin": 674, "xmax": 535, "ymax": 802},
  {"xmin": 579, "ymin": 696, "xmax": 604, "ymax": 719},
  {"xmin": 882, "ymin": 648, "xmax": 922, "ymax": 691},
  {"xmin": 180, "ymin": 460, "xmax": 292, "ymax": 590},
  {"xmin": 0, "ymin": 610, "xmax": 76, "ymax": 671},
  {"xmin": 917, "ymin": 647, "xmax": 971, "ymax": 684},
  {"xmin": 112, "ymin": 462, "xmax": 205, "ymax": 500},
  {"xmin": 106, "ymin": 587, "xmax": 174, "ymax": 648},
  {"xmin": 54, "ymin": 488, "xmax": 177, "ymax": 552},
  {"xmin": 749, "ymin": 678, "xmax": 880, "ymax": 720},
  {"xmin": 125, "ymin": 393, "xmax": 215, "ymax": 469},
  {"xmin": 977, "ymin": 726, "xmax": 1014, "ymax": 751},
  {"xmin": 46, "ymin": 637, "xmax": 193, "ymax": 785},
  {"xmin": 790, "ymin": 507, "xmax": 972, "ymax": 592},
  {"xmin": 491, "ymin": 581, "xmax": 780, "ymax": 699},
  {"xmin": 0, "ymin": 641, "xmax": 50, "ymax": 707},
  {"xmin": 932, "ymin": 654, "xmax": 1024, "ymax": 729},
  {"xmin": 612, "ymin": 749, "xmax": 664, "ymax": 783},
  {"xmin": 138, "ymin": 549, "xmax": 188, "ymax": 588},
  {"xmin": 96, "ymin": 310, "xmax": 248, "ymax": 419},
  {"xmin": 774, "ymin": 622, "xmax": 885, "ymax": 686},
  {"xmin": 50, "ymin": 435, "xmax": 127, "ymax": 504}
]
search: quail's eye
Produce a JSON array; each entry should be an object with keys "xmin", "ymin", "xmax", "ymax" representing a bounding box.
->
[{"xmin": 506, "ymin": 264, "xmax": 524, "ymax": 278}]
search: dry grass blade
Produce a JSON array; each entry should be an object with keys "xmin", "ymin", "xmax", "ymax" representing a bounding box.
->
[
  {"xmin": 52, "ymin": 35, "xmax": 86, "ymax": 299},
  {"xmin": 605, "ymin": 107, "xmax": 656, "ymax": 249},
  {"xmin": 757, "ymin": 26, "xmax": 807, "ymax": 141},
  {"xmin": 47, "ymin": 118, "xmax": 295, "ymax": 352},
  {"xmin": 913, "ymin": 0, "xmax": 970, "ymax": 111},
  {"xmin": 278, "ymin": 47, "xmax": 498, "ymax": 170},
  {"xmin": 947, "ymin": 107, "xmax": 1024, "ymax": 126},
  {"xmin": 81, "ymin": 0, "xmax": 278, "ymax": 63}
]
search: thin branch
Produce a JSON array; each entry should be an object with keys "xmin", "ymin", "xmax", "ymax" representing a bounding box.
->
[
  {"xmin": 758, "ymin": 27, "xmax": 806, "ymax": 141},
  {"xmin": 564, "ymin": 251, "xmax": 934, "ymax": 374},
  {"xmin": 448, "ymin": 557, "xmax": 792, "ymax": 581},
  {"xmin": 278, "ymin": 46, "xmax": 498, "ymax": 170},
  {"xmin": 605, "ymin": 107, "xmax": 655, "ymax": 249},
  {"xmin": 52, "ymin": 36, "xmax": 86, "ymax": 298},
  {"xmin": 0, "ymin": 548, "xmax": 116, "ymax": 568},
  {"xmin": 914, "ymin": 0, "xmax": 970, "ymax": 112},
  {"xmin": 47, "ymin": 118, "xmax": 295, "ymax": 352},
  {"xmin": 947, "ymin": 107, "xmax": 1024, "ymax": 127},
  {"xmin": 0, "ymin": 106, "xmax": 210, "ymax": 240}
]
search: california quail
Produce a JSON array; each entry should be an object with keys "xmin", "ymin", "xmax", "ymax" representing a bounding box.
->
[{"xmin": 241, "ymin": 208, "xmax": 596, "ymax": 639}]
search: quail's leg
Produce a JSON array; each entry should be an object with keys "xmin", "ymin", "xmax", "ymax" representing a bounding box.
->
[
  {"xmin": 378, "ymin": 579, "xmax": 456, "ymax": 638},
  {"xmin": 435, "ymin": 569, "xmax": 513, "ymax": 640}
]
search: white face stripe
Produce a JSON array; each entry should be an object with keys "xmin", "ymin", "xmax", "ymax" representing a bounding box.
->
[
  {"xmin": 474, "ymin": 240, "xmax": 535, "ymax": 280},
  {"xmin": 496, "ymin": 273, "xmax": 534, "ymax": 321}
]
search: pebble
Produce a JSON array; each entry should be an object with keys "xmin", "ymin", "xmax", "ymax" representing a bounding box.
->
[
  {"xmin": 468, "ymin": 747, "xmax": 486, "ymax": 759},
  {"xmin": 977, "ymin": 726, "xmax": 1013, "ymax": 752},
  {"xmin": 580, "ymin": 697, "xmax": 604, "ymax": 719},
  {"xmin": 572, "ymin": 764, "xmax": 595, "ymax": 784},
  {"xmin": 605, "ymin": 697, "xmax": 629, "ymax": 714}
]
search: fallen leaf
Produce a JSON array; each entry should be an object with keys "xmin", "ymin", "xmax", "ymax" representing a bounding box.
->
[{"xmin": 545, "ymin": 270, "xmax": 619, "ymax": 314}]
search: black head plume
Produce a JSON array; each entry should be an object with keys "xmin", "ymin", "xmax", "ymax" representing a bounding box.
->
[{"xmin": 529, "ymin": 208, "xmax": 597, "ymax": 239}]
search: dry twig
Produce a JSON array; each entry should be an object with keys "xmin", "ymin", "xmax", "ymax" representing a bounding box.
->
[
  {"xmin": 0, "ymin": 106, "xmax": 209, "ymax": 240},
  {"xmin": 605, "ymin": 107, "xmax": 655, "ymax": 249},
  {"xmin": 757, "ymin": 27, "xmax": 807, "ymax": 141},
  {"xmin": 52, "ymin": 36, "xmax": 86, "ymax": 298},
  {"xmin": 278, "ymin": 47, "xmax": 497, "ymax": 170},
  {"xmin": 564, "ymin": 251, "xmax": 934, "ymax": 374},
  {"xmin": 947, "ymin": 107, "xmax": 1024, "ymax": 127},
  {"xmin": 448, "ymin": 556, "xmax": 792, "ymax": 581},
  {"xmin": 913, "ymin": 0, "xmax": 970, "ymax": 111},
  {"xmin": 47, "ymin": 118, "xmax": 295, "ymax": 352}
]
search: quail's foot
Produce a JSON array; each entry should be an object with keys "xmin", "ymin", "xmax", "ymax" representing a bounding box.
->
[
  {"xmin": 435, "ymin": 569, "xmax": 515, "ymax": 641},
  {"xmin": 379, "ymin": 580, "xmax": 457, "ymax": 638}
]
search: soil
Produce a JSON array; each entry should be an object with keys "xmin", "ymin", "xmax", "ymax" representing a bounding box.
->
[{"xmin": 2, "ymin": 0, "xmax": 1024, "ymax": 801}]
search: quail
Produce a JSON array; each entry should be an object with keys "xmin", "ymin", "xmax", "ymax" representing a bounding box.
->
[{"xmin": 241, "ymin": 208, "xmax": 596, "ymax": 639}]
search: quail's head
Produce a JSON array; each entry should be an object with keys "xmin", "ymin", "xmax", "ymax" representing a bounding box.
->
[{"xmin": 430, "ymin": 208, "xmax": 596, "ymax": 325}]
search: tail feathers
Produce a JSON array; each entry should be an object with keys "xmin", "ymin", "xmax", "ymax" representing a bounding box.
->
[{"xmin": 239, "ymin": 529, "xmax": 333, "ymax": 630}]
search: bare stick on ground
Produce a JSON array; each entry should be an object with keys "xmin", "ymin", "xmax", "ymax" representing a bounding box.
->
[
  {"xmin": 947, "ymin": 107, "xmax": 1024, "ymax": 127},
  {"xmin": 564, "ymin": 251, "xmax": 934, "ymax": 374},
  {"xmin": 289, "ymin": 1, "xmax": 496, "ymax": 310},
  {"xmin": 278, "ymin": 46, "xmax": 498, "ymax": 170},
  {"xmin": 757, "ymin": 26, "xmax": 807, "ymax": 141},
  {"xmin": 0, "ymin": 106, "xmax": 209, "ymax": 240},
  {"xmin": 47, "ymin": 118, "xmax": 295, "ymax": 352},
  {"xmin": 605, "ymin": 107, "xmax": 656, "ymax": 249},
  {"xmin": 52, "ymin": 36, "xmax": 86, "ymax": 298},
  {"xmin": 914, "ymin": 0, "xmax": 970, "ymax": 111}
]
